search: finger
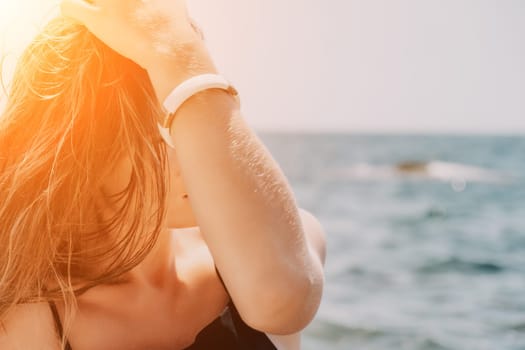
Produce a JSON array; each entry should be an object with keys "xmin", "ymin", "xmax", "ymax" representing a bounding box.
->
[
  {"xmin": 60, "ymin": 0, "xmax": 99, "ymax": 25},
  {"xmin": 189, "ymin": 18, "xmax": 205, "ymax": 40}
]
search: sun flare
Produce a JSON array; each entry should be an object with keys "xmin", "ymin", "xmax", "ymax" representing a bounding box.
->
[
  {"xmin": 0, "ymin": 0, "xmax": 59, "ymax": 51},
  {"xmin": 0, "ymin": 1, "xmax": 59, "ymax": 104}
]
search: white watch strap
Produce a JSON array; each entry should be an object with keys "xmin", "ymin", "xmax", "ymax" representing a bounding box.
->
[
  {"xmin": 158, "ymin": 74, "xmax": 237, "ymax": 148},
  {"xmin": 163, "ymin": 74, "xmax": 231, "ymax": 112}
]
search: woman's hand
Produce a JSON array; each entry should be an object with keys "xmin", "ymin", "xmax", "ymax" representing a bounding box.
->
[
  {"xmin": 61, "ymin": 0, "xmax": 196, "ymax": 69},
  {"xmin": 60, "ymin": 0, "xmax": 217, "ymax": 100}
]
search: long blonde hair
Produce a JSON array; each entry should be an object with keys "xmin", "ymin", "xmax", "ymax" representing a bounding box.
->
[{"xmin": 0, "ymin": 16, "xmax": 168, "ymax": 331}]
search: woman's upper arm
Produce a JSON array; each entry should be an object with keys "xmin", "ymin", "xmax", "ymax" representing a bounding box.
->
[{"xmin": 0, "ymin": 304, "xmax": 59, "ymax": 350}]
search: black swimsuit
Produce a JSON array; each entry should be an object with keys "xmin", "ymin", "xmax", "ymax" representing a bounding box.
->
[{"xmin": 48, "ymin": 295, "xmax": 277, "ymax": 350}]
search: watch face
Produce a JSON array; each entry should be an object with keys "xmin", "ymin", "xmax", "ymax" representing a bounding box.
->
[{"xmin": 158, "ymin": 123, "xmax": 175, "ymax": 148}]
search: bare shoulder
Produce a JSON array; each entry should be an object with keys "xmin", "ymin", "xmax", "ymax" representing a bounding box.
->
[{"xmin": 0, "ymin": 303, "xmax": 59, "ymax": 350}]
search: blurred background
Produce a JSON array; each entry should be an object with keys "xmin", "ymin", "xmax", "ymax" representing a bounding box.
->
[{"xmin": 2, "ymin": 1, "xmax": 525, "ymax": 349}]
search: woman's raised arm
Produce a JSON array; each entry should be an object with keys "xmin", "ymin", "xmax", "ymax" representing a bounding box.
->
[{"xmin": 61, "ymin": 0, "xmax": 325, "ymax": 334}]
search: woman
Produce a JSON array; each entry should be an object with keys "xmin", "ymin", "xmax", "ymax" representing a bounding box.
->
[{"xmin": 0, "ymin": 0, "xmax": 326, "ymax": 349}]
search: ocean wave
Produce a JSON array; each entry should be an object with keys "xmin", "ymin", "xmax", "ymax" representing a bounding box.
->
[
  {"xmin": 506, "ymin": 322, "xmax": 525, "ymax": 332},
  {"xmin": 308, "ymin": 319, "xmax": 452, "ymax": 350},
  {"xmin": 417, "ymin": 257, "xmax": 505, "ymax": 275},
  {"xmin": 306, "ymin": 319, "xmax": 388, "ymax": 341},
  {"xmin": 330, "ymin": 161, "xmax": 513, "ymax": 184}
]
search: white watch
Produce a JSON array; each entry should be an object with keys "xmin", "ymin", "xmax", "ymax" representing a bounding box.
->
[{"xmin": 158, "ymin": 74, "xmax": 239, "ymax": 148}]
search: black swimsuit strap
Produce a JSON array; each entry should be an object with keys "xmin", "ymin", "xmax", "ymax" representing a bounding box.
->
[{"xmin": 48, "ymin": 300, "xmax": 73, "ymax": 350}]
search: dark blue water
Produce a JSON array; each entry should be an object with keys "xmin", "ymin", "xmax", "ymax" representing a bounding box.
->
[{"xmin": 259, "ymin": 133, "xmax": 525, "ymax": 350}]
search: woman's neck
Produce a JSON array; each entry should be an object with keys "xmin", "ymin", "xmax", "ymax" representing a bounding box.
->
[{"xmin": 124, "ymin": 227, "xmax": 176, "ymax": 288}]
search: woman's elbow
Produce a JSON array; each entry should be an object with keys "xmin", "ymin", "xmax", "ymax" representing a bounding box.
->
[
  {"xmin": 261, "ymin": 209, "xmax": 326, "ymax": 334},
  {"xmin": 240, "ymin": 209, "xmax": 327, "ymax": 334},
  {"xmin": 242, "ymin": 262, "xmax": 325, "ymax": 335}
]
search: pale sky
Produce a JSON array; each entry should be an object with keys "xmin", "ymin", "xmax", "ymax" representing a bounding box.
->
[{"xmin": 1, "ymin": 0, "xmax": 524, "ymax": 133}]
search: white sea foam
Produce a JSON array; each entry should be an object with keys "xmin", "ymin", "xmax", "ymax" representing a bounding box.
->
[
  {"xmin": 331, "ymin": 161, "xmax": 512, "ymax": 184},
  {"xmin": 423, "ymin": 161, "xmax": 506, "ymax": 183}
]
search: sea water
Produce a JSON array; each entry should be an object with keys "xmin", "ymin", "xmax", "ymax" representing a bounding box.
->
[{"xmin": 259, "ymin": 133, "xmax": 525, "ymax": 350}]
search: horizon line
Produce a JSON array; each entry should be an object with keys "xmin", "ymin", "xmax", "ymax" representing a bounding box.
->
[{"xmin": 254, "ymin": 128, "xmax": 525, "ymax": 136}]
